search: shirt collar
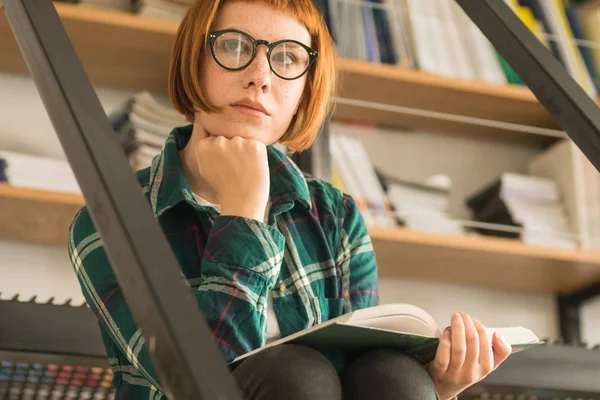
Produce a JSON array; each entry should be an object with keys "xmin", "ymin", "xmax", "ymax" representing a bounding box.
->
[{"xmin": 147, "ymin": 124, "xmax": 312, "ymax": 218}]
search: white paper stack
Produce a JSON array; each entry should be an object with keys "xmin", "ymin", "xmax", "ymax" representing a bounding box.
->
[
  {"xmin": 127, "ymin": 91, "xmax": 189, "ymax": 170},
  {"xmin": 330, "ymin": 123, "xmax": 396, "ymax": 228},
  {"xmin": 0, "ymin": 150, "xmax": 81, "ymax": 194},
  {"xmin": 466, "ymin": 172, "xmax": 578, "ymax": 249},
  {"xmin": 386, "ymin": 178, "xmax": 465, "ymax": 236},
  {"xmin": 528, "ymin": 139, "xmax": 600, "ymax": 250}
]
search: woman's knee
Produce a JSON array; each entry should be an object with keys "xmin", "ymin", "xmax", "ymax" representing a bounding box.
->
[
  {"xmin": 233, "ymin": 344, "xmax": 342, "ymax": 400},
  {"xmin": 341, "ymin": 349, "xmax": 439, "ymax": 400}
]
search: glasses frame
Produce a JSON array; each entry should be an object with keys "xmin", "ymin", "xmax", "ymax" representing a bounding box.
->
[{"xmin": 208, "ymin": 29, "xmax": 319, "ymax": 81}]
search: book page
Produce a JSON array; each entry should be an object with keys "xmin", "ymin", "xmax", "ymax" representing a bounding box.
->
[
  {"xmin": 346, "ymin": 314, "xmax": 439, "ymax": 337},
  {"xmin": 486, "ymin": 326, "xmax": 540, "ymax": 345},
  {"xmin": 343, "ymin": 303, "xmax": 439, "ymax": 336}
]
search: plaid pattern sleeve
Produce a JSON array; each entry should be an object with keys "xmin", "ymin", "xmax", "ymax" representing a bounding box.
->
[{"xmin": 337, "ymin": 194, "xmax": 379, "ymax": 312}]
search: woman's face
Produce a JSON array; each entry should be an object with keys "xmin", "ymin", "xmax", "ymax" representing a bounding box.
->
[{"xmin": 196, "ymin": 1, "xmax": 311, "ymax": 144}]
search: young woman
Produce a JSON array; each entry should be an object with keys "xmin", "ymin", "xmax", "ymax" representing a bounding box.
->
[{"xmin": 68, "ymin": 1, "xmax": 512, "ymax": 399}]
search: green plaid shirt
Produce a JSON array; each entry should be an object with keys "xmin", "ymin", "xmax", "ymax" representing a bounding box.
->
[{"xmin": 68, "ymin": 124, "xmax": 379, "ymax": 399}]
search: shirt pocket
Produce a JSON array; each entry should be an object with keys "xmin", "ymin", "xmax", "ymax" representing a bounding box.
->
[{"xmin": 309, "ymin": 295, "xmax": 346, "ymax": 322}]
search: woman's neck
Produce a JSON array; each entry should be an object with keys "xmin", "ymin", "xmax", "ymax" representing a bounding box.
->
[{"xmin": 179, "ymin": 123, "xmax": 220, "ymax": 204}]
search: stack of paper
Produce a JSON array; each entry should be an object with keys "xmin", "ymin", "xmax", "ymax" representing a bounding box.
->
[
  {"xmin": 113, "ymin": 91, "xmax": 188, "ymax": 171},
  {"xmin": 466, "ymin": 172, "xmax": 577, "ymax": 249},
  {"xmin": 0, "ymin": 151, "xmax": 81, "ymax": 194}
]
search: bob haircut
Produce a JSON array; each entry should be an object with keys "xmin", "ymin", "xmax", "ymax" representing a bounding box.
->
[{"xmin": 168, "ymin": 0, "xmax": 338, "ymax": 152}]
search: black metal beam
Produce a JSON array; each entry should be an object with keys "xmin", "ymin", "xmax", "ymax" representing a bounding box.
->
[{"xmin": 0, "ymin": 1, "xmax": 242, "ymax": 399}]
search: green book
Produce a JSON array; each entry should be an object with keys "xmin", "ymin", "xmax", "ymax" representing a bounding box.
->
[
  {"xmin": 497, "ymin": 52, "xmax": 524, "ymax": 85},
  {"xmin": 232, "ymin": 304, "xmax": 544, "ymax": 366}
]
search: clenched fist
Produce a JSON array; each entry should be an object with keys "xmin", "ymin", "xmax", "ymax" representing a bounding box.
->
[{"xmin": 193, "ymin": 135, "xmax": 270, "ymax": 222}]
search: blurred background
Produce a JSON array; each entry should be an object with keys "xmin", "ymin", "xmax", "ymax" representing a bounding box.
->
[{"xmin": 1, "ymin": 0, "xmax": 600, "ymax": 398}]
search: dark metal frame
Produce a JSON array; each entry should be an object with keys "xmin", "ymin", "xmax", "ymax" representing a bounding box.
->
[{"xmin": 1, "ymin": 1, "xmax": 242, "ymax": 398}]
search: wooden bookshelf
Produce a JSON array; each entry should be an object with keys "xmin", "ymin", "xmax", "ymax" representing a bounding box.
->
[
  {"xmin": 370, "ymin": 227, "xmax": 600, "ymax": 294},
  {"xmin": 0, "ymin": 183, "xmax": 84, "ymax": 246},
  {"xmin": 0, "ymin": 3, "xmax": 562, "ymax": 145},
  {"xmin": 0, "ymin": 3, "xmax": 178, "ymax": 94},
  {"xmin": 2, "ymin": 182, "xmax": 600, "ymax": 293},
  {"xmin": 335, "ymin": 58, "xmax": 561, "ymax": 145}
]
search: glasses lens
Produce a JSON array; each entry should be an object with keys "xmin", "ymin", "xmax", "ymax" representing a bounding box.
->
[
  {"xmin": 213, "ymin": 32, "xmax": 254, "ymax": 69},
  {"xmin": 270, "ymin": 41, "xmax": 310, "ymax": 79}
]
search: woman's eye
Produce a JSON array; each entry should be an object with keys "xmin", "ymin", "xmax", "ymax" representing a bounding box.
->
[
  {"xmin": 272, "ymin": 52, "xmax": 296, "ymax": 65},
  {"xmin": 221, "ymin": 39, "xmax": 249, "ymax": 53}
]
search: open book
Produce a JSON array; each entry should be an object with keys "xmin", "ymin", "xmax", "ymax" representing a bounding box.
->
[{"xmin": 232, "ymin": 304, "xmax": 543, "ymax": 365}]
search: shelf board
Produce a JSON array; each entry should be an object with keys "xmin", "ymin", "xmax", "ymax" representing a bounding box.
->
[
  {"xmin": 0, "ymin": 3, "xmax": 565, "ymax": 144},
  {"xmin": 370, "ymin": 227, "xmax": 600, "ymax": 294},
  {"xmin": 0, "ymin": 183, "xmax": 84, "ymax": 246},
  {"xmin": 2, "ymin": 182, "xmax": 600, "ymax": 293},
  {"xmin": 0, "ymin": 3, "xmax": 179, "ymax": 93},
  {"xmin": 335, "ymin": 58, "xmax": 562, "ymax": 145}
]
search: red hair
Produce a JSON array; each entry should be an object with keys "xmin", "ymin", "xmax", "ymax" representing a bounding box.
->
[{"xmin": 168, "ymin": 0, "xmax": 338, "ymax": 152}]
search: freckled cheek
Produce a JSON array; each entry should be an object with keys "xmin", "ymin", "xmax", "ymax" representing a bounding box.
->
[
  {"xmin": 274, "ymin": 85, "xmax": 302, "ymax": 115},
  {"xmin": 205, "ymin": 76, "xmax": 232, "ymax": 105},
  {"xmin": 201, "ymin": 59, "xmax": 236, "ymax": 105}
]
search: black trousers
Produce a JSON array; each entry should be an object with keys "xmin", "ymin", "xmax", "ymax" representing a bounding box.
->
[{"xmin": 232, "ymin": 344, "xmax": 439, "ymax": 400}]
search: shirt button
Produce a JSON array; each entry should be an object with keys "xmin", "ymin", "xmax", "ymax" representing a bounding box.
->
[{"xmin": 279, "ymin": 282, "xmax": 285, "ymax": 294}]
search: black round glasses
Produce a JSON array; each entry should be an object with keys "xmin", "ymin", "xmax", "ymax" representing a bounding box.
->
[{"xmin": 208, "ymin": 29, "xmax": 319, "ymax": 80}]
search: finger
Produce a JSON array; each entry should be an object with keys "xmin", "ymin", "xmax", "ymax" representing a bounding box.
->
[
  {"xmin": 447, "ymin": 312, "xmax": 466, "ymax": 374},
  {"xmin": 461, "ymin": 313, "xmax": 479, "ymax": 372},
  {"xmin": 432, "ymin": 327, "xmax": 452, "ymax": 374},
  {"xmin": 473, "ymin": 318, "xmax": 493, "ymax": 374},
  {"xmin": 492, "ymin": 332, "xmax": 512, "ymax": 369}
]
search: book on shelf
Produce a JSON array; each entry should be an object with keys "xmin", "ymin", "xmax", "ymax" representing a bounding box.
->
[
  {"xmin": 330, "ymin": 121, "xmax": 465, "ymax": 235},
  {"xmin": 0, "ymin": 158, "xmax": 7, "ymax": 183},
  {"xmin": 325, "ymin": 0, "xmax": 509, "ymax": 84},
  {"xmin": 330, "ymin": 122, "xmax": 396, "ymax": 228},
  {"xmin": 466, "ymin": 172, "xmax": 578, "ymax": 249},
  {"xmin": 0, "ymin": 150, "xmax": 81, "ymax": 194},
  {"xmin": 110, "ymin": 91, "xmax": 188, "ymax": 171},
  {"xmin": 230, "ymin": 303, "xmax": 543, "ymax": 366},
  {"xmin": 322, "ymin": 0, "xmax": 600, "ymax": 93},
  {"xmin": 528, "ymin": 138, "xmax": 600, "ymax": 251},
  {"xmin": 380, "ymin": 173, "xmax": 466, "ymax": 236}
]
